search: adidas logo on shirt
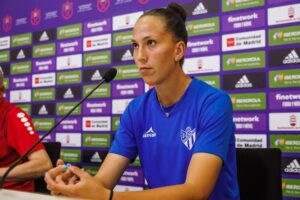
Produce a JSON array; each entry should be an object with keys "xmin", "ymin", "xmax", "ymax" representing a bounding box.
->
[
  {"xmin": 17, "ymin": 49, "xmax": 25, "ymax": 59},
  {"xmin": 192, "ymin": 2, "xmax": 208, "ymax": 15},
  {"xmin": 284, "ymin": 159, "xmax": 300, "ymax": 173},
  {"xmin": 64, "ymin": 88, "xmax": 74, "ymax": 99},
  {"xmin": 235, "ymin": 75, "xmax": 253, "ymax": 88},
  {"xmin": 283, "ymin": 50, "xmax": 300, "ymax": 64},
  {"xmin": 39, "ymin": 31, "xmax": 49, "ymax": 42},
  {"xmin": 91, "ymin": 70, "xmax": 103, "ymax": 81},
  {"xmin": 38, "ymin": 105, "xmax": 48, "ymax": 115},
  {"xmin": 121, "ymin": 49, "xmax": 133, "ymax": 61}
]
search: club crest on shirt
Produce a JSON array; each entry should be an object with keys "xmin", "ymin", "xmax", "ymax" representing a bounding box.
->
[{"xmin": 181, "ymin": 127, "xmax": 196, "ymax": 150}]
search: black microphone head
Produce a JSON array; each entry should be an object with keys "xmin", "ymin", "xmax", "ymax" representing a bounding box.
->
[{"xmin": 103, "ymin": 68, "xmax": 117, "ymax": 82}]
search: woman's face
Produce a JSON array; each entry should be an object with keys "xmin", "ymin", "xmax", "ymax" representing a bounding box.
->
[{"xmin": 132, "ymin": 15, "xmax": 181, "ymax": 86}]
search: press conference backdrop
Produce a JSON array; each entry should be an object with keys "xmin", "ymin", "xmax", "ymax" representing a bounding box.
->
[{"xmin": 0, "ymin": 0, "xmax": 299, "ymax": 198}]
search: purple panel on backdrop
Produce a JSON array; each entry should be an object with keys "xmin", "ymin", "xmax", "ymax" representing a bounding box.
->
[
  {"xmin": 10, "ymin": 75, "xmax": 31, "ymax": 89},
  {"xmin": 269, "ymin": 90, "xmax": 300, "ymax": 110},
  {"xmin": 233, "ymin": 113, "xmax": 267, "ymax": 131},
  {"xmin": 56, "ymin": 116, "xmax": 82, "ymax": 132},
  {"xmin": 32, "ymin": 57, "xmax": 56, "ymax": 73},
  {"xmin": 112, "ymin": 79, "xmax": 145, "ymax": 98},
  {"xmin": 186, "ymin": 35, "xmax": 220, "ymax": 56},
  {"xmin": 84, "ymin": 18, "xmax": 111, "ymax": 35},
  {"xmin": 268, "ymin": 0, "xmax": 297, "ymax": 5},
  {"xmin": 40, "ymin": 132, "xmax": 55, "ymax": 142},
  {"xmin": 119, "ymin": 167, "xmax": 144, "ymax": 185},
  {"xmin": 222, "ymin": 9, "xmax": 265, "ymax": 32},
  {"xmin": 83, "ymin": 99, "xmax": 112, "ymax": 115},
  {"xmin": 57, "ymin": 38, "xmax": 82, "ymax": 55}
]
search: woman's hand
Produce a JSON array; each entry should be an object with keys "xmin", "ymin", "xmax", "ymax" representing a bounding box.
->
[{"xmin": 45, "ymin": 165, "xmax": 111, "ymax": 200}]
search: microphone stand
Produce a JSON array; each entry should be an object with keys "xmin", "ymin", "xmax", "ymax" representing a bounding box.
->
[{"xmin": 0, "ymin": 71, "xmax": 113, "ymax": 188}]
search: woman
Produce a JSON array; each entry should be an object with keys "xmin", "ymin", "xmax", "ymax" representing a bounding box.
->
[{"xmin": 45, "ymin": 3, "xmax": 239, "ymax": 200}]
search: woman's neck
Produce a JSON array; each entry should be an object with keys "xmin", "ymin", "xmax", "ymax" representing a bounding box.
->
[{"xmin": 155, "ymin": 72, "xmax": 191, "ymax": 107}]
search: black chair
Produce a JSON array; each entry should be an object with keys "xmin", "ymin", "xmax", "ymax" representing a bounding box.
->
[
  {"xmin": 236, "ymin": 148, "xmax": 282, "ymax": 200},
  {"xmin": 34, "ymin": 142, "xmax": 61, "ymax": 194}
]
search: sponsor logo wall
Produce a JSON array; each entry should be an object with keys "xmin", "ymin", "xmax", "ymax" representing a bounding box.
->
[{"xmin": 0, "ymin": 0, "xmax": 299, "ymax": 198}]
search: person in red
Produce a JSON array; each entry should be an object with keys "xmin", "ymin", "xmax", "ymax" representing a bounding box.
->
[{"xmin": 0, "ymin": 69, "xmax": 52, "ymax": 192}]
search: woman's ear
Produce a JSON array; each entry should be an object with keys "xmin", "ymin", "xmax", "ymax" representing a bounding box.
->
[{"xmin": 174, "ymin": 41, "xmax": 186, "ymax": 62}]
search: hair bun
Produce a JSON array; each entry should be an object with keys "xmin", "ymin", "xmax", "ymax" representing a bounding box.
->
[{"xmin": 167, "ymin": 3, "xmax": 187, "ymax": 22}]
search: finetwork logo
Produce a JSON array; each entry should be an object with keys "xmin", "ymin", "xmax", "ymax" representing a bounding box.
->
[
  {"xmin": 235, "ymin": 75, "xmax": 253, "ymax": 88},
  {"xmin": 285, "ymin": 159, "xmax": 300, "ymax": 173},
  {"xmin": 284, "ymin": 50, "xmax": 300, "ymax": 64},
  {"xmin": 192, "ymin": 3, "xmax": 208, "ymax": 15}
]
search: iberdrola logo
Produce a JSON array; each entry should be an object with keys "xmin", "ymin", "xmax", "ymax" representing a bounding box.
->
[
  {"xmin": 227, "ymin": 57, "xmax": 237, "ymax": 65},
  {"xmin": 31, "ymin": 8, "xmax": 41, "ymax": 26},
  {"xmin": 97, "ymin": 0, "xmax": 110, "ymax": 13},
  {"xmin": 226, "ymin": 0, "xmax": 236, "ymax": 5},
  {"xmin": 273, "ymin": 32, "xmax": 284, "ymax": 40},
  {"xmin": 274, "ymin": 74, "xmax": 284, "ymax": 82},
  {"xmin": 61, "ymin": 0, "xmax": 73, "ymax": 20},
  {"xmin": 275, "ymin": 139, "xmax": 285, "ymax": 146},
  {"xmin": 2, "ymin": 15, "xmax": 12, "ymax": 32}
]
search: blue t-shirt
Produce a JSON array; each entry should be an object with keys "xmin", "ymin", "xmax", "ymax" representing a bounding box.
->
[{"xmin": 110, "ymin": 78, "xmax": 239, "ymax": 199}]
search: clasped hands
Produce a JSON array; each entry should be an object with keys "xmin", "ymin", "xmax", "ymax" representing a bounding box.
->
[{"xmin": 44, "ymin": 159, "xmax": 110, "ymax": 200}]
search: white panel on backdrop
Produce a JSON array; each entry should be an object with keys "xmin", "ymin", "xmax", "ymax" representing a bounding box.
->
[
  {"xmin": 10, "ymin": 89, "xmax": 31, "ymax": 103},
  {"xmin": 269, "ymin": 113, "xmax": 300, "ymax": 131},
  {"xmin": 82, "ymin": 116, "xmax": 111, "ymax": 131},
  {"xmin": 222, "ymin": 30, "xmax": 265, "ymax": 51},
  {"xmin": 113, "ymin": 11, "xmax": 143, "ymax": 31},
  {"xmin": 56, "ymin": 54, "xmax": 82, "ymax": 70},
  {"xmin": 235, "ymin": 134, "xmax": 267, "ymax": 148},
  {"xmin": 32, "ymin": 72, "xmax": 56, "ymax": 87},
  {"xmin": 268, "ymin": 3, "xmax": 300, "ymax": 26},
  {"xmin": 83, "ymin": 34, "xmax": 111, "ymax": 51},
  {"xmin": 0, "ymin": 36, "xmax": 10, "ymax": 50},
  {"xmin": 112, "ymin": 99, "xmax": 133, "ymax": 114},
  {"xmin": 56, "ymin": 133, "xmax": 82, "ymax": 147},
  {"xmin": 183, "ymin": 55, "xmax": 220, "ymax": 75}
]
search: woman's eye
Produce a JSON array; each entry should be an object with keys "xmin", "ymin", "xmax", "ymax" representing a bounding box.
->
[
  {"xmin": 132, "ymin": 43, "xmax": 138, "ymax": 49},
  {"xmin": 147, "ymin": 40, "xmax": 156, "ymax": 46}
]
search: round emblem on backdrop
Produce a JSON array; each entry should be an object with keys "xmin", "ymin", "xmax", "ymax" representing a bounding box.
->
[
  {"xmin": 138, "ymin": 0, "xmax": 149, "ymax": 5},
  {"xmin": 61, "ymin": 0, "xmax": 74, "ymax": 20},
  {"xmin": 30, "ymin": 8, "xmax": 41, "ymax": 26},
  {"xmin": 17, "ymin": 112, "xmax": 25, "ymax": 118},
  {"xmin": 2, "ymin": 15, "xmax": 12, "ymax": 32},
  {"xmin": 97, "ymin": 0, "xmax": 110, "ymax": 13}
]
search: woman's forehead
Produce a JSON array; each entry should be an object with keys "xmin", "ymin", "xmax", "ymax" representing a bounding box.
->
[{"xmin": 133, "ymin": 16, "xmax": 169, "ymax": 39}]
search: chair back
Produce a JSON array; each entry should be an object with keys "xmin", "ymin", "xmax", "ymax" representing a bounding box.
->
[
  {"xmin": 34, "ymin": 142, "xmax": 61, "ymax": 194},
  {"xmin": 236, "ymin": 148, "xmax": 282, "ymax": 200}
]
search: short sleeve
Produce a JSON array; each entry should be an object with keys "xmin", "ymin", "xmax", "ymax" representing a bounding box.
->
[
  {"xmin": 109, "ymin": 104, "xmax": 138, "ymax": 160},
  {"xmin": 193, "ymin": 94, "xmax": 235, "ymax": 161},
  {"xmin": 6, "ymin": 108, "xmax": 44, "ymax": 156}
]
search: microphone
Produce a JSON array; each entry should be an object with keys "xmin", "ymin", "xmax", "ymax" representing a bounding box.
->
[{"xmin": 0, "ymin": 68, "xmax": 117, "ymax": 188}]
